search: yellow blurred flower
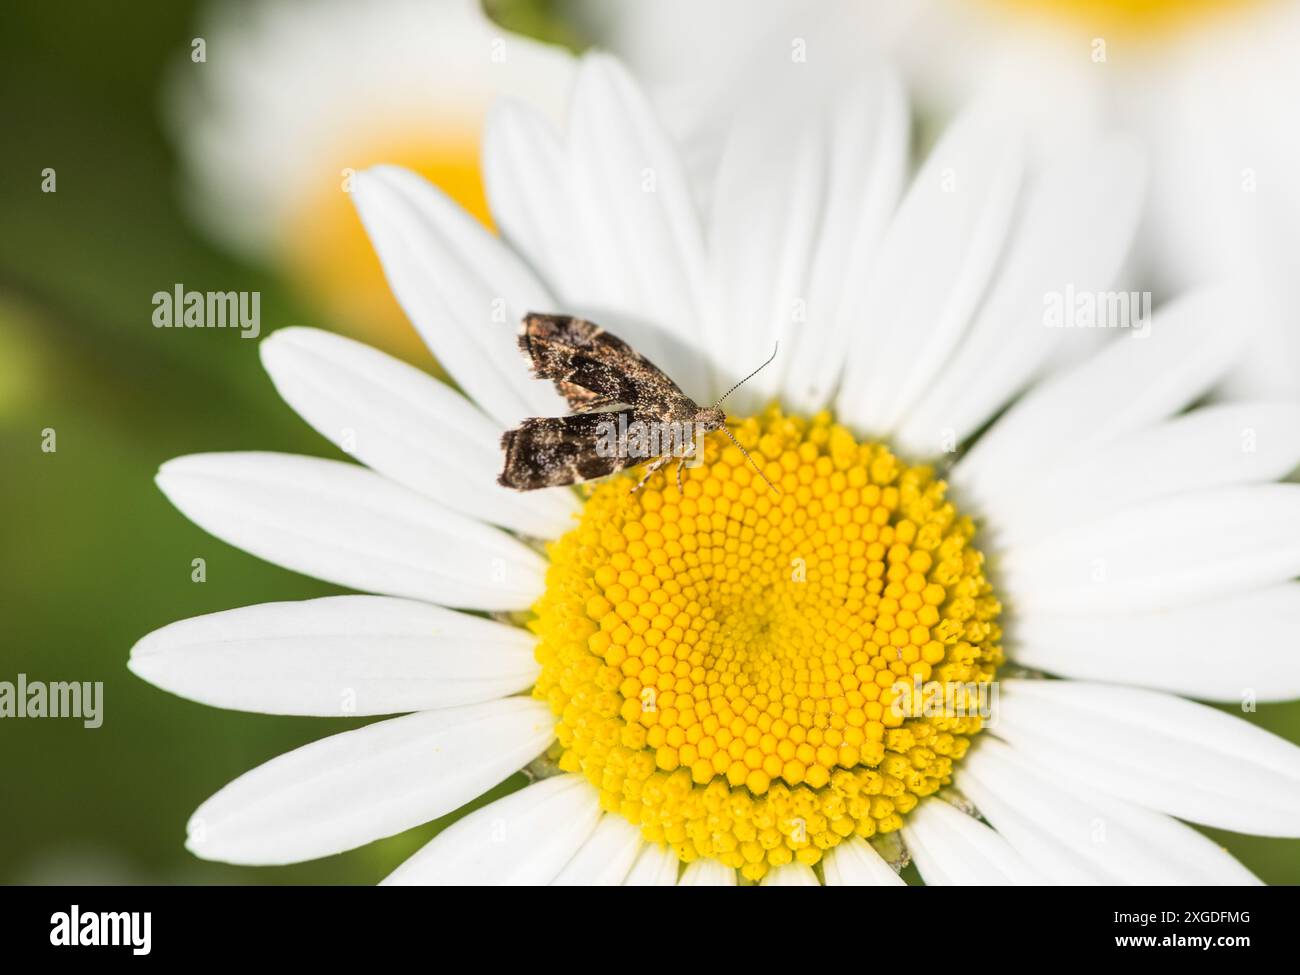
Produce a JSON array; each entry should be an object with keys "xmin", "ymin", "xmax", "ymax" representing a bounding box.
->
[
  {"xmin": 166, "ymin": 0, "xmax": 573, "ymax": 365},
  {"xmin": 990, "ymin": 0, "xmax": 1263, "ymax": 36}
]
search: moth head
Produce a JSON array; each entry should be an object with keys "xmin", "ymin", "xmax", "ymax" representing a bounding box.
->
[{"xmin": 695, "ymin": 405, "xmax": 727, "ymax": 431}]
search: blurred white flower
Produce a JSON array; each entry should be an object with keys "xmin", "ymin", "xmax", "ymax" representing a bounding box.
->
[
  {"xmin": 165, "ymin": 0, "xmax": 572, "ymax": 361},
  {"xmin": 134, "ymin": 54, "xmax": 1300, "ymax": 885},
  {"xmin": 581, "ymin": 0, "xmax": 1300, "ymax": 399}
]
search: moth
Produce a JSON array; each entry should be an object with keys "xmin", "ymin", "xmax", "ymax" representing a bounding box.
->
[{"xmin": 498, "ymin": 313, "xmax": 779, "ymax": 495}]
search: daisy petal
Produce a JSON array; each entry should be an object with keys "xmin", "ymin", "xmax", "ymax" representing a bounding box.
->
[
  {"xmin": 622, "ymin": 842, "xmax": 680, "ymax": 886},
  {"xmin": 156, "ymin": 452, "xmax": 545, "ymax": 610},
  {"xmin": 677, "ymin": 858, "xmax": 738, "ymax": 886},
  {"xmin": 713, "ymin": 68, "xmax": 908, "ymax": 414},
  {"xmin": 896, "ymin": 137, "xmax": 1145, "ymax": 457},
  {"xmin": 760, "ymin": 862, "xmax": 820, "ymax": 886},
  {"xmin": 486, "ymin": 57, "xmax": 710, "ymax": 396},
  {"xmin": 955, "ymin": 287, "xmax": 1246, "ymax": 516},
  {"xmin": 563, "ymin": 54, "xmax": 710, "ymax": 397},
  {"xmin": 782, "ymin": 69, "xmax": 909, "ymax": 416},
  {"xmin": 187, "ymin": 698, "xmax": 555, "ymax": 865},
  {"xmin": 260, "ymin": 327, "xmax": 578, "ymax": 538},
  {"xmin": 351, "ymin": 164, "xmax": 564, "ymax": 428},
  {"xmin": 902, "ymin": 797, "xmax": 1044, "ymax": 885},
  {"xmin": 953, "ymin": 756, "xmax": 1112, "ymax": 885},
  {"xmin": 382, "ymin": 775, "xmax": 601, "ymax": 885},
  {"xmin": 1010, "ymin": 585, "xmax": 1300, "ymax": 702},
  {"xmin": 551, "ymin": 814, "xmax": 644, "ymax": 885},
  {"xmin": 991, "ymin": 402, "xmax": 1300, "ymax": 549},
  {"xmin": 705, "ymin": 80, "xmax": 831, "ymax": 411},
  {"xmin": 999, "ymin": 484, "xmax": 1300, "ymax": 614},
  {"xmin": 992, "ymin": 680, "xmax": 1300, "ymax": 836},
  {"xmin": 958, "ymin": 738, "xmax": 1261, "ymax": 885},
  {"xmin": 837, "ymin": 103, "xmax": 1024, "ymax": 436},
  {"xmin": 129, "ymin": 595, "xmax": 539, "ymax": 716},
  {"xmin": 820, "ymin": 836, "xmax": 907, "ymax": 886},
  {"xmin": 483, "ymin": 98, "xmax": 588, "ymax": 304}
]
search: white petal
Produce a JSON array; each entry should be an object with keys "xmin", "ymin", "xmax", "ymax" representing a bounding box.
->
[
  {"xmin": 677, "ymin": 858, "xmax": 738, "ymax": 886},
  {"xmin": 551, "ymin": 814, "xmax": 644, "ymax": 885},
  {"xmin": 352, "ymin": 164, "xmax": 564, "ymax": 428},
  {"xmin": 706, "ymin": 68, "xmax": 907, "ymax": 414},
  {"xmin": 483, "ymin": 99, "xmax": 589, "ymax": 305},
  {"xmin": 129, "ymin": 595, "xmax": 539, "ymax": 716},
  {"xmin": 1010, "ymin": 584, "xmax": 1300, "ymax": 702},
  {"xmin": 992, "ymin": 679, "xmax": 1300, "ymax": 836},
  {"xmin": 260, "ymin": 327, "xmax": 578, "ymax": 538},
  {"xmin": 186, "ymin": 698, "xmax": 555, "ymax": 865},
  {"xmin": 382, "ymin": 775, "xmax": 601, "ymax": 885},
  {"xmin": 958, "ymin": 738, "xmax": 1260, "ymax": 885},
  {"xmin": 902, "ymin": 797, "xmax": 1045, "ymax": 885},
  {"xmin": 156, "ymin": 452, "xmax": 546, "ymax": 610},
  {"xmin": 820, "ymin": 836, "xmax": 907, "ymax": 886},
  {"xmin": 486, "ymin": 58, "xmax": 713, "ymax": 398},
  {"xmin": 782, "ymin": 69, "xmax": 909, "ymax": 416},
  {"xmin": 562, "ymin": 54, "xmax": 710, "ymax": 399},
  {"xmin": 760, "ymin": 862, "xmax": 820, "ymax": 886},
  {"xmin": 998, "ymin": 484, "xmax": 1300, "ymax": 614},
  {"xmin": 1220, "ymin": 272, "xmax": 1300, "ymax": 402},
  {"xmin": 622, "ymin": 842, "xmax": 680, "ymax": 886},
  {"xmin": 705, "ymin": 81, "xmax": 828, "ymax": 412},
  {"xmin": 991, "ymin": 402, "xmax": 1300, "ymax": 550},
  {"xmin": 954, "ymin": 755, "xmax": 1111, "ymax": 886},
  {"xmin": 837, "ymin": 103, "xmax": 1024, "ymax": 436},
  {"xmin": 896, "ymin": 137, "xmax": 1145, "ymax": 457},
  {"xmin": 955, "ymin": 287, "xmax": 1246, "ymax": 517}
]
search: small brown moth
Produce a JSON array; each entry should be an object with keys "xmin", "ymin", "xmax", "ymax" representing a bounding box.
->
[{"xmin": 498, "ymin": 313, "xmax": 780, "ymax": 495}]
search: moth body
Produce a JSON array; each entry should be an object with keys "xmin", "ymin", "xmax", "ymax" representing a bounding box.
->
[{"xmin": 499, "ymin": 314, "xmax": 777, "ymax": 496}]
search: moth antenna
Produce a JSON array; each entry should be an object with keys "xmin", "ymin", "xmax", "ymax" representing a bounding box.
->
[
  {"xmin": 712, "ymin": 342, "xmax": 780, "ymax": 409},
  {"xmin": 722, "ymin": 426, "xmax": 781, "ymax": 497}
]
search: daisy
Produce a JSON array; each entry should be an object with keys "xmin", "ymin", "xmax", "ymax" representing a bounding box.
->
[
  {"xmin": 164, "ymin": 0, "xmax": 573, "ymax": 361},
  {"xmin": 583, "ymin": 0, "xmax": 1300, "ymax": 400},
  {"xmin": 132, "ymin": 53, "xmax": 1300, "ymax": 885}
]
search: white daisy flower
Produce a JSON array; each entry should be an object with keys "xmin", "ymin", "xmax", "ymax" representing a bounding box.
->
[
  {"xmin": 133, "ymin": 53, "xmax": 1300, "ymax": 885},
  {"xmin": 583, "ymin": 0, "xmax": 1300, "ymax": 400},
  {"xmin": 165, "ymin": 0, "xmax": 572, "ymax": 359}
]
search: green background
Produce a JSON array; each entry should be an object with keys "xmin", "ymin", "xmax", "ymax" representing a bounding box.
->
[{"xmin": 0, "ymin": 0, "xmax": 1296, "ymax": 884}]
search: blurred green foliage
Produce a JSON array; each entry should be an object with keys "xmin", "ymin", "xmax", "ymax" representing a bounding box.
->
[
  {"xmin": 0, "ymin": 0, "xmax": 567, "ymax": 884},
  {"xmin": 0, "ymin": 0, "xmax": 1297, "ymax": 885},
  {"xmin": 484, "ymin": 0, "xmax": 589, "ymax": 50}
]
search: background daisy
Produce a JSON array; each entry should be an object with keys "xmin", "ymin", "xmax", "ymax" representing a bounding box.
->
[
  {"xmin": 580, "ymin": 0, "xmax": 1300, "ymax": 401},
  {"xmin": 165, "ymin": 0, "xmax": 574, "ymax": 363}
]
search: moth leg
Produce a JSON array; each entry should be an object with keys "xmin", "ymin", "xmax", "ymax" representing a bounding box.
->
[
  {"xmin": 675, "ymin": 435, "xmax": 703, "ymax": 494},
  {"xmin": 631, "ymin": 455, "xmax": 670, "ymax": 494}
]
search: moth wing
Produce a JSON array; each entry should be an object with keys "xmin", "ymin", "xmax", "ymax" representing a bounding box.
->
[
  {"xmin": 518, "ymin": 313, "xmax": 690, "ymax": 413},
  {"xmin": 498, "ymin": 410, "xmax": 642, "ymax": 491}
]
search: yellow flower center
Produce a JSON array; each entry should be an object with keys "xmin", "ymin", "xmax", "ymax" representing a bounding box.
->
[
  {"xmin": 530, "ymin": 407, "xmax": 1003, "ymax": 882},
  {"xmin": 990, "ymin": 0, "xmax": 1264, "ymax": 37}
]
